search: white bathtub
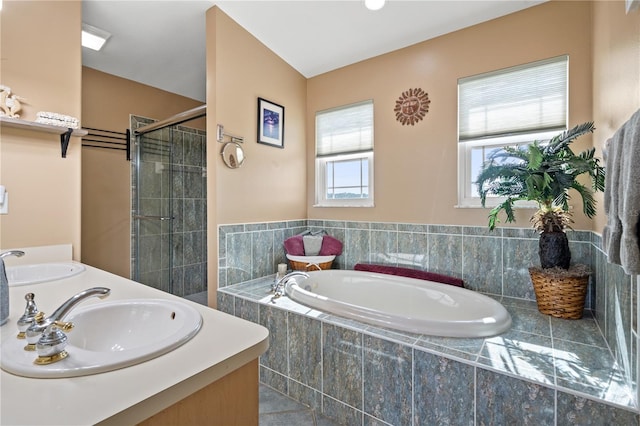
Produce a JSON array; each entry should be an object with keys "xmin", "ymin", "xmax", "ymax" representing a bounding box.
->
[{"xmin": 284, "ymin": 270, "xmax": 511, "ymax": 338}]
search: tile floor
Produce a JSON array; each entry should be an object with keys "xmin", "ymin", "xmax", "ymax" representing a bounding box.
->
[{"xmin": 260, "ymin": 384, "xmax": 339, "ymax": 426}]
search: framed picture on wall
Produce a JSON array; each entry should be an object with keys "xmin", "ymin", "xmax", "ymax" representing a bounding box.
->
[{"xmin": 257, "ymin": 97, "xmax": 284, "ymax": 148}]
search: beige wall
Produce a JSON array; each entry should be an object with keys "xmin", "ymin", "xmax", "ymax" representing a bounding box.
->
[
  {"xmin": 210, "ymin": 8, "xmax": 307, "ymax": 225},
  {"xmin": 205, "ymin": 7, "xmax": 307, "ymax": 302},
  {"xmin": 81, "ymin": 67, "xmax": 204, "ymax": 278},
  {"xmin": 307, "ymin": 1, "xmax": 595, "ymax": 230},
  {"xmin": 0, "ymin": 1, "xmax": 82, "ymax": 256},
  {"xmin": 591, "ymin": 0, "xmax": 640, "ymax": 233}
]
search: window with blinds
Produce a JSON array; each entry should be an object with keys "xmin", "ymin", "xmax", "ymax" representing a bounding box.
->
[
  {"xmin": 457, "ymin": 56, "xmax": 568, "ymax": 207},
  {"xmin": 315, "ymin": 100, "xmax": 374, "ymax": 207}
]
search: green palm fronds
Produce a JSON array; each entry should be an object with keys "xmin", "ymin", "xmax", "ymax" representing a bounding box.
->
[{"xmin": 476, "ymin": 122, "xmax": 605, "ymax": 231}]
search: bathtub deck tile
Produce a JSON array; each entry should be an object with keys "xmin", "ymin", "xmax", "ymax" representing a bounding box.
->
[
  {"xmin": 412, "ymin": 343, "xmax": 479, "ymax": 363},
  {"xmin": 413, "ymin": 348, "xmax": 476, "ymax": 426},
  {"xmin": 550, "ymin": 315, "xmax": 607, "ymax": 348},
  {"xmin": 414, "ymin": 335, "xmax": 484, "ymax": 362},
  {"xmin": 477, "ymin": 330, "xmax": 556, "ymax": 385},
  {"xmin": 556, "ymin": 377, "xmax": 636, "ymax": 408},
  {"xmin": 363, "ymin": 325, "xmax": 421, "ymax": 346},
  {"xmin": 322, "ymin": 395, "xmax": 364, "ymax": 426},
  {"xmin": 288, "ymin": 313, "xmax": 323, "ymax": 389},
  {"xmin": 319, "ymin": 313, "xmax": 370, "ymax": 332},
  {"xmin": 322, "ymin": 323, "xmax": 363, "ymax": 409},
  {"xmin": 268, "ymin": 296, "xmax": 321, "ymax": 315},
  {"xmin": 553, "ymin": 339, "xmax": 629, "ymax": 398},
  {"xmin": 219, "ymin": 278, "xmax": 636, "ymax": 416},
  {"xmin": 506, "ymin": 306, "xmax": 552, "ymax": 337},
  {"xmin": 497, "ymin": 295, "xmax": 540, "ymax": 312},
  {"xmin": 476, "ymin": 367, "xmax": 556, "ymax": 425},
  {"xmin": 363, "ymin": 335, "xmax": 413, "ymax": 426},
  {"xmin": 259, "ymin": 304, "xmax": 289, "ymax": 375},
  {"xmin": 556, "ymin": 392, "xmax": 640, "ymax": 426}
]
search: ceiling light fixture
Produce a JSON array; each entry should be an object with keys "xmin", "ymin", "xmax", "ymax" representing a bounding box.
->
[
  {"xmin": 365, "ymin": 0, "xmax": 385, "ymax": 11},
  {"xmin": 82, "ymin": 23, "xmax": 111, "ymax": 51}
]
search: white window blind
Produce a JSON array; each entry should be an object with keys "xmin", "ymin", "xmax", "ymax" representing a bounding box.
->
[
  {"xmin": 316, "ymin": 100, "xmax": 373, "ymax": 157},
  {"xmin": 458, "ymin": 55, "xmax": 568, "ymax": 141}
]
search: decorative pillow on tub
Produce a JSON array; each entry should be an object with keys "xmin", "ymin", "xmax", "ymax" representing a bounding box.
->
[{"xmin": 354, "ymin": 263, "xmax": 464, "ymax": 288}]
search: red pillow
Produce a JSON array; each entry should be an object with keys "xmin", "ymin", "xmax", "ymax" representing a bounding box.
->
[{"xmin": 354, "ymin": 263, "xmax": 464, "ymax": 287}]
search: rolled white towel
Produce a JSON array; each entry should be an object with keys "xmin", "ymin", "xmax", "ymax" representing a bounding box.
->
[{"xmin": 303, "ymin": 235, "xmax": 323, "ymax": 256}]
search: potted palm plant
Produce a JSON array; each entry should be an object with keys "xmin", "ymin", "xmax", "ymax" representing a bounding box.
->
[{"xmin": 476, "ymin": 122, "xmax": 605, "ymax": 319}]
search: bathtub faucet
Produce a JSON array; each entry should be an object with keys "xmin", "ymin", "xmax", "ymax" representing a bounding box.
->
[{"xmin": 271, "ymin": 271, "xmax": 309, "ymax": 301}]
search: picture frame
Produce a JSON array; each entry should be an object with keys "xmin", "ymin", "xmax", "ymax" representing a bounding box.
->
[{"xmin": 257, "ymin": 97, "xmax": 284, "ymax": 148}]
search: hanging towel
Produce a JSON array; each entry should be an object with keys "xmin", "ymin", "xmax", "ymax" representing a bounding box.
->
[{"xmin": 603, "ymin": 109, "xmax": 640, "ymax": 275}]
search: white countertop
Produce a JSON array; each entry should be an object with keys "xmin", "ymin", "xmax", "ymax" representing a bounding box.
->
[{"xmin": 0, "ymin": 264, "xmax": 269, "ymax": 425}]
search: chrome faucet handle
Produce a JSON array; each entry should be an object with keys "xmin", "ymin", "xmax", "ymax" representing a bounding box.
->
[
  {"xmin": 24, "ymin": 311, "xmax": 47, "ymax": 350},
  {"xmin": 17, "ymin": 292, "xmax": 40, "ymax": 339},
  {"xmin": 34, "ymin": 321, "xmax": 74, "ymax": 365},
  {"xmin": 24, "ymin": 286, "xmax": 110, "ymax": 354}
]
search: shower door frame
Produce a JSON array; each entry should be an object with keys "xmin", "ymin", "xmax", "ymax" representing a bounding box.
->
[{"xmin": 131, "ymin": 106, "xmax": 207, "ymax": 294}]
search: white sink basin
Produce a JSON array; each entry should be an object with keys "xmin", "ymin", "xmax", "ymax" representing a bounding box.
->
[
  {"xmin": 1, "ymin": 299, "xmax": 202, "ymax": 378},
  {"xmin": 7, "ymin": 262, "xmax": 86, "ymax": 286}
]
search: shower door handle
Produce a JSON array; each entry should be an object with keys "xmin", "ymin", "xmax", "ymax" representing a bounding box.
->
[{"xmin": 133, "ymin": 215, "xmax": 174, "ymax": 221}]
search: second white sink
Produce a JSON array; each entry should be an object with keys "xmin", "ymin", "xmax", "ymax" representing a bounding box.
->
[
  {"xmin": 7, "ymin": 262, "xmax": 86, "ymax": 286},
  {"xmin": 1, "ymin": 299, "xmax": 202, "ymax": 378}
]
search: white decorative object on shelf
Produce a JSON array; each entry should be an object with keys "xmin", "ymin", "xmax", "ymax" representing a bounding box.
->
[
  {"xmin": 0, "ymin": 85, "xmax": 26, "ymax": 119},
  {"xmin": 35, "ymin": 111, "xmax": 79, "ymax": 129}
]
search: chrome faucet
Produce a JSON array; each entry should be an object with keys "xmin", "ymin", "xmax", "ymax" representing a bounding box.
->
[
  {"xmin": 271, "ymin": 271, "xmax": 309, "ymax": 301},
  {"xmin": 25, "ymin": 287, "xmax": 110, "ymax": 363},
  {"xmin": 0, "ymin": 250, "xmax": 26, "ymax": 260},
  {"xmin": 0, "ymin": 250, "xmax": 25, "ymax": 326}
]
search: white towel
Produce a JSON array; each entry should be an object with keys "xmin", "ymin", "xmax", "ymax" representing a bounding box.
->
[
  {"xmin": 303, "ymin": 235, "xmax": 323, "ymax": 256},
  {"xmin": 603, "ymin": 108, "xmax": 640, "ymax": 275}
]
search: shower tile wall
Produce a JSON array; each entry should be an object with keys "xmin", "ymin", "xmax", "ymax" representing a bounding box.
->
[
  {"xmin": 131, "ymin": 115, "xmax": 207, "ymax": 297},
  {"xmin": 219, "ymin": 219, "xmax": 639, "ymax": 408},
  {"xmin": 171, "ymin": 123, "xmax": 207, "ymax": 296}
]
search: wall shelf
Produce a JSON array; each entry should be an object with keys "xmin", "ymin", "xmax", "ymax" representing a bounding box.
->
[{"xmin": 0, "ymin": 116, "xmax": 88, "ymax": 158}]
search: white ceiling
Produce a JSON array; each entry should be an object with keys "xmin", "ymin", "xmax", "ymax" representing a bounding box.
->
[{"xmin": 82, "ymin": 0, "xmax": 546, "ymax": 103}]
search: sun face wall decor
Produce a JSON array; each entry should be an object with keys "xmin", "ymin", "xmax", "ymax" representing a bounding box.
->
[{"xmin": 394, "ymin": 88, "xmax": 430, "ymax": 126}]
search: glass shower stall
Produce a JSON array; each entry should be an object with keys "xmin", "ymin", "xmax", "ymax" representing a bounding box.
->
[{"xmin": 130, "ymin": 106, "xmax": 207, "ymax": 301}]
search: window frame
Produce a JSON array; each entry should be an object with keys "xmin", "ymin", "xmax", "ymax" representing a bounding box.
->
[
  {"xmin": 457, "ymin": 56, "xmax": 568, "ymax": 208},
  {"xmin": 314, "ymin": 100, "xmax": 374, "ymax": 208},
  {"xmin": 456, "ymin": 130, "xmax": 561, "ymax": 208},
  {"xmin": 315, "ymin": 151, "xmax": 374, "ymax": 207}
]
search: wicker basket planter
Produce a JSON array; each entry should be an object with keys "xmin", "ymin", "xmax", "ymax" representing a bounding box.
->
[
  {"xmin": 529, "ymin": 264, "xmax": 591, "ymax": 319},
  {"xmin": 286, "ymin": 254, "xmax": 335, "ymax": 271}
]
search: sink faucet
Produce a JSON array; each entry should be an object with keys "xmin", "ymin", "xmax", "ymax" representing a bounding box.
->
[
  {"xmin": 0, "ymin": 250, "xmax": 25, "ymax": 326},
  {"xmin": 25, "ymin": 287, "xmax": 111, "ymax": 362},
  {"xmin": 271, "ymin": 271, "xmax": 309, "ymax": 301}
]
